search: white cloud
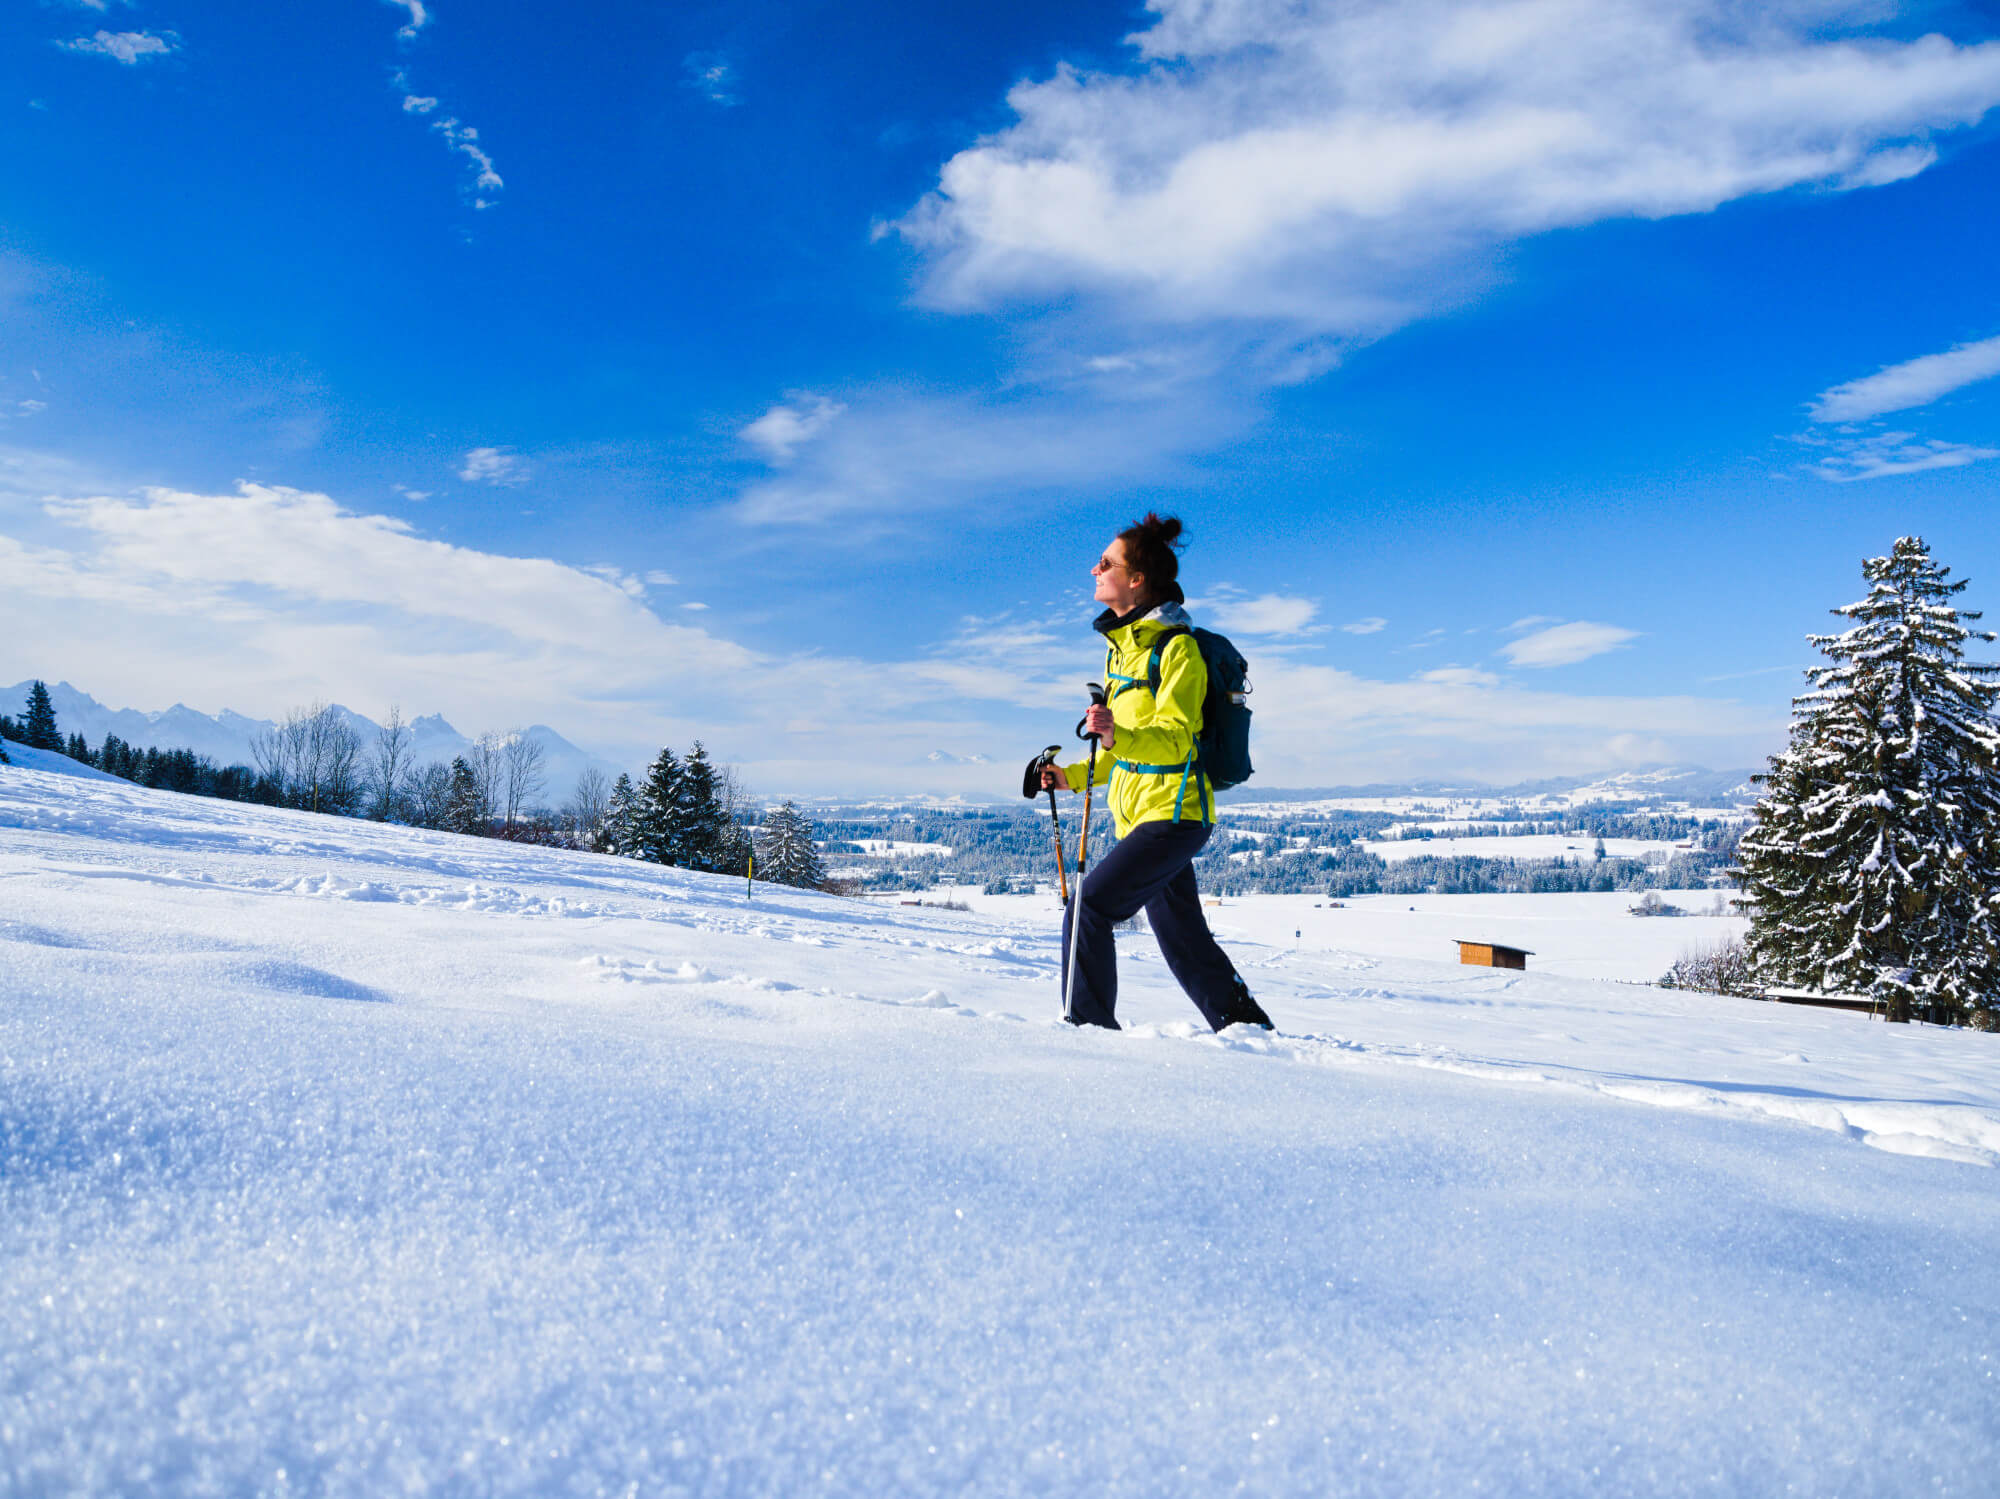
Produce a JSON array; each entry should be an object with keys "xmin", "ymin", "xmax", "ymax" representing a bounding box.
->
[
  {"xmin": 59, "ymin": 30, "xmax": 175, "ymax": 64},
  {"xmin": 1506, "ymin": 615, "xmax": 1561, "ymax": 633},
  {"xmin": 385, "ymin": 0, "xmax": 429, "ymax": 41},
  {"xmin": 684, "ymin": 52, "xmax": 738, "ymax": 107},
  {"xmin": 1809, "ymin": 333, "xmax": 2000, "ymax": 422},
  {"xmin": 1417, "ymin": 666, "xmax": 1501, "ymax": 688},
  {"xmin": 430, "ymin": 117, "xmax": 503, "ymax": 208},
  {"xmin": 458, "ymin": 447, "xmax": 528, "ymax": 485},
  {"xmin": 392, "ymin": 484, "xmax": 430, "ymax": 501},
  {"xmin": 1199, "ymin": 592, "xmax": 1320, "ymax": 637},
  {"xmin": 1807, "ymin": 430, "xmax": 2000, "ymax": 481},
  {"xmin": 1499, "ymin": 620, "xmax": 1640, "ymax": 668},
  {"xmin": 643, "ymin": 570, "xmax": 678, "ymax": 586},
  {"xmin": 741, "ymin": 396, "xmax": 845, "ymax": 465},
  {"xmin": 895, "ymin": 0, "xmax": 2000, "ymax": 331},
  {"xmin": 402, "ymin": 95, "xmax": 438, "ymax": 115},
  {"xmin": 1341, "ymin": 616, "xmax": 1387, "ymax": 635}
]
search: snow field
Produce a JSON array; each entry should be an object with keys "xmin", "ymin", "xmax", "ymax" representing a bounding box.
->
[{"xmin": 5, "ymin": 752, "xmax": 2000, "ymax": 1495}]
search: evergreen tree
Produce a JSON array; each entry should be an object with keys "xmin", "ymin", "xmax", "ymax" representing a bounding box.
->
[
  {"xmin": 756, "ymin": 801, "xmax": 827, "ymax": 890},
  {"xmin": 1735, "ymin": 537, "xmax": 2000, "ymax": 1024},
  {"xmin": 441, "ymin": 756, "xmax": 488, "ymax": 836},
  {"xmin": 22, "ymin": 681, "xmax": 60, "ymax": 751},
  {"xmin": 678, "ymin": 741, "xmax": 733, "ymax": 872},
  {"xmin": 65, "ymin": 732, "xmax": 92, "ymax": 764},
  {"xmin": 631, "ymin": 746, "xmax": 691, "ymax": 866},
  {"xmin": 601, "ymin": 773, "xmax": 642, "ymax": 856}
]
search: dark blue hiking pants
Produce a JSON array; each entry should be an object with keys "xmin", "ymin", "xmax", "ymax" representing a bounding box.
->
[{"xmin": 1060, "ymin": 819, "xmax": 1271, "ymax": 1032}]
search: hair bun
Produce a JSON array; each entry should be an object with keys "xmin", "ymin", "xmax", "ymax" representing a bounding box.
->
[{"xmin": 1117, "ymin": 511, "xmax": 1187, "ymax": 601}]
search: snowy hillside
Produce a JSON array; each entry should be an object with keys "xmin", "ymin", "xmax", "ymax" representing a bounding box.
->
[{"xmin": 5, "ymin": 759, "xmax": 1998, "ymax": 1495}]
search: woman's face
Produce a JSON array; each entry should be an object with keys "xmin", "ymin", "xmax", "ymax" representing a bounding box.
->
[{"xmin": 1092, "ymin": 537, "xmax": 1147, "ymax": 614}]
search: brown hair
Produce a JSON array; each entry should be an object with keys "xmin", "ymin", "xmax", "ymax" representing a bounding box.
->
[{"xmin": 1117, "ymin": 512, "xmax": 1185, "ymax": 604}]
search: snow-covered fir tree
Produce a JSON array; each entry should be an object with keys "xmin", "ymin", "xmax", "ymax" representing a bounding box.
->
[
  {"xmin": 756, "ymin": 801, "xmax": 827, "ymax": 890},
  {"xmin": 679, "ymin": 742, "xmax": 733, "ymax": 873},
  {"xmin": 23, "ymin": 681, "xmax": 61, "ymax": 752},
  {"xmin": 600, "ymin": 773, "xmax": 642, "ymax": 856},
  {"xmin": 441, "ymin": 757, "xmax": 487, "ymax": 836},
  {"xmin": 631, "ymin": 746, "xmax": 692, "ymax": 866},
  {"xmin": 1735, "ymin": 536, "xmax": 2000, "ymax": 1024}
]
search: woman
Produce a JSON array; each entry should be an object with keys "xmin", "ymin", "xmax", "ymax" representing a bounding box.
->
[{"xmin": 1041, "ymin": 513, "xmax": 1274, "ymax": 1033}]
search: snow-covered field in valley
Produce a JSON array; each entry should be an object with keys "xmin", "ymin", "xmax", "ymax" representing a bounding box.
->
[{"xmin": 5, "ymin": 746, "xmax": 1999, "ymax": 1496}]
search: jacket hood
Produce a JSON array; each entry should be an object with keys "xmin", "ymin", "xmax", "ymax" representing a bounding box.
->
[{"xmin": 1094, "ymin": 598, "xmax": 1192, "ymax": 639}]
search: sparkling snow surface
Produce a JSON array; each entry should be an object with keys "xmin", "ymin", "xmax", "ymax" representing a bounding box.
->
[{"xmin": 5, "ymin": 750, "xmax": 1999, "ymax": 1496}]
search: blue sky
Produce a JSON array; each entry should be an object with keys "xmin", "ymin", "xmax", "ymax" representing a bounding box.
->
[{"xmin": 8, "ymin": 0, "xmax": 2000, "ymax": 796}]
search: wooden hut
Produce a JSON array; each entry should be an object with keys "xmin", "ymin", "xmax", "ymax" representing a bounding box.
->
[{"xmin": 1457, "ymin": 940, "xmax": 1532, "ymax": 970}]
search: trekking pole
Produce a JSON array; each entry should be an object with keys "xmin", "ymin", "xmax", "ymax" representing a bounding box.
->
[
  {"xmin": 1021, "ymin": 745, "xmax": 1068, "ymax": 904},
  {"xmin": 1061, "ymin": 683, "xmax": 1107, "ymax": 1024}
]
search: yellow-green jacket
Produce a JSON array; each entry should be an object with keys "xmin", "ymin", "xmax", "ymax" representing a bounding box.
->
[{"xmin": 1064, "ymin": 600, "xmax": 1213, "ymax": 837}]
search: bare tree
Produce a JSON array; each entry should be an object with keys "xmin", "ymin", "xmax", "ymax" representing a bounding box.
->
[
  {"xmin": 463, "ymin": 732, "xmax": 504, "ymax": 826},
  {"xmin": 404, "ymin": 760, "xmax": 454, "ymax": 829},
  {"xmin": 564, "ymin": 766, "xmax": 610, "ymax": 845},
  {"xmin": 251, "ymin": 702, "xmax": 364, "ymax": 815},
  {"xmin": 369, "ymin": 705, "xmax": 411, "ymax": 821},
  {"xmin": 499, "ymin": 730, "xmax": 548, "ymax": 827}
]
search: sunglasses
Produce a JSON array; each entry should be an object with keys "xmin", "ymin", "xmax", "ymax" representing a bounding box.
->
[{"xmin": 1092, "ymin": 555, "xmax": 1129, "ymax": 574}]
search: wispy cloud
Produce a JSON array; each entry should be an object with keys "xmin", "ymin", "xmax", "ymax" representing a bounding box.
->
[
  {"xmin": 458, "ymin": 447, "xmax": 528, "ymax": 485},
  {"xmin": 733, "ymin": 382, "xmax": 1246, "ymax": 530},
  {"xmin": 384, "ymin": 26, "xmax": 501, "ymax": 211},
  {"xmin": 1340, "ymin": 616, "xmax": 1387, "ymax": 635},
  {"xmin": 1811, "ymin": 334, "xmax": 2000, "ymax": 422},
  {"xmin": 684, "ymin": 52, "xmax": 738, "ymax": 107},
  {"xmin": 1807, "ymin": 430, "xmax": 2000, "ymax": 482},
  {"xmin": 741, "ymin": 396, "xmax": 844, "ymax": 465},
  {"xmin": 430, "ymin": 117, "xmax": 503, "ymax": 208},
  {"xmin": 384, "ymin": 1, "xmax": 429, "ymax": 41},
  {"xmin": 1193, "ymin": 588, "xmax": 1321, "ymax": 638},
  {"xmin": 1499, "ymin": 621, "xmax": 1639, "ymax": 669},
  {"xmin": 1417, "ymin": 666, "xmax": 1501, "ymax": 689},
  {"xmin": 59, "ymin": 30, "xmax": 175, "ymax": 64}
]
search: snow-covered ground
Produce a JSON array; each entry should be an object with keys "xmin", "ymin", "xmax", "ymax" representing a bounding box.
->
[
  {"xmin": 6, "ymin": 746, "xmax": 1998, "ymax": 1495},
  {"xmin": 945, "ymin": 886, "xmax": 1745, "ymax": 984}
]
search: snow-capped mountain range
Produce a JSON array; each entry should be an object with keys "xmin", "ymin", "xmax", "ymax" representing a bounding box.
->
[{"xmin": 5, "ymin": 681, "xmax": 625, "ymax": 808}]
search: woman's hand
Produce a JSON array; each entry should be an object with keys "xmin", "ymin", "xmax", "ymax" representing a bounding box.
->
[
  {"xmin": 1084, "ymin": 705, "xmax": 1116, "ymax": 749},
  {"xmin": 1039, "ymin": 763, "xmax": 1067, "ymax": 793}
]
